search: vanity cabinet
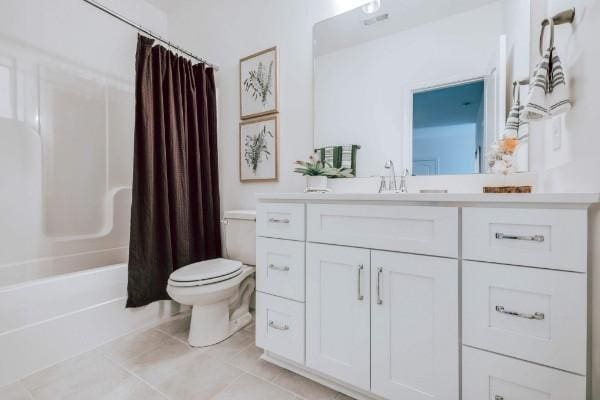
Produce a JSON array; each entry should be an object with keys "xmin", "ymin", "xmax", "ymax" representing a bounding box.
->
[
  {"xmin": 305, "ymin": 243, "xmax": 371, "ymax": 391},
  {"xmin": 304, "ymin": 244, "xmax": 459, "ymax": 399},
  {"xmin": 371, "ymin": 250, "xmax": 458, "ymax": 400},
  {"xmin": 255, "ymin": 194, "xmax": 597, "ymax": 400}
]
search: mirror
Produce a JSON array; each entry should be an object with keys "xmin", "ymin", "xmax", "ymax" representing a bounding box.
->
[{"xmin": 313, "ymin": 0, "xmax": 531, "ymax": 177}]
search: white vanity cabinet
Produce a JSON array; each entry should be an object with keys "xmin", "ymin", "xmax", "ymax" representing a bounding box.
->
[
  {"xmin": 305, "ymin": 243, "xmax": 371, "ymax": 391},
  {"xmin": 370, "ymin": 250, "xmax": 458, "ymax": 400},
  {"xmin": 255, "ymin": 193, "xmax": 598, "ymax": 400}
]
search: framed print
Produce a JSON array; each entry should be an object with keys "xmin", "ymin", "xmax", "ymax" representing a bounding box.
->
[
  {"xmin": 240, "ymin": 46, "xmax": 278, "ymax": 119},
  {"xmin": 239, "ymin": 115, "xmax": 279, "ymax": 182}
]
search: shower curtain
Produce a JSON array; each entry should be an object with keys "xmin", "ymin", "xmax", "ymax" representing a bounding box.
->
[{"xmin": 127, "ymin": 35, "xmax": 222, "ymax": 308}]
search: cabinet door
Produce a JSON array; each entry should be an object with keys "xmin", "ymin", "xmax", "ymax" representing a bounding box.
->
[
  {"xmin": 371, "ymin": 250, "xmax": 458, "ymax": 400},
  {"xmin": 306, "ymin": 243, "xmax": 371, "ymax": 391}
]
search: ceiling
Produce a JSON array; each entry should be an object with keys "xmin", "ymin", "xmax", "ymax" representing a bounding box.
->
[
  {"xmin": 314, "ymin": 0, "xmax": 499, "ymax": 56},
  {"xmin": 413, "ymin": 80, "xmax": 485, "ymax": 130},
  {"xmin": 144, "ymin": 0, "xmax": 191, "ymax": 13}
]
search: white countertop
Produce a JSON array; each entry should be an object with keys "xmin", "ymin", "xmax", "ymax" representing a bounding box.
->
[{"xmin": 256, "ymin": 192, "xmax": 600, "ymax": 205}]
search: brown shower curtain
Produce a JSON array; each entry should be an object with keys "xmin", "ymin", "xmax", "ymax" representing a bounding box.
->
[{"xmin": 127, "ymin": 35, "xmax": 222, "ymax": 308}]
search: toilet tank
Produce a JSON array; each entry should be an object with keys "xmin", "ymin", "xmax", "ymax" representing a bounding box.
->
[{"xmin": 223, "ymin": 210, "xmax": 256, "ymax": 266}]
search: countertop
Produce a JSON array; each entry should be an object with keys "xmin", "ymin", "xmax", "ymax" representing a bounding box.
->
[{"xmin": 256, "ymin": 192, "xmax": 600, "ymax": 206}]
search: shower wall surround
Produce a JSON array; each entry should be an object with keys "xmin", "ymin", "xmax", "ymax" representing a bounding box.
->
[{"xmin": 0, "ymin": 0, "xmax": 167, "ymax": 286}]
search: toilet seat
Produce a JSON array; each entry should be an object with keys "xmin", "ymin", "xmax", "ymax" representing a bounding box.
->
[{"xmin": 168, "ymin": 258, "xmax": 243, "ymax": 287}]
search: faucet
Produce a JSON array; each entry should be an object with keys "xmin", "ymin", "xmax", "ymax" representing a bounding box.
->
[
  {"xmin": 384, "ymin": 160, "xmax": 397, "ymax": 192},
  {"xmin": 378, "ymin": 162, "xmax": 409, "ymax": 193},
  {"xmin": 399, "ymin": 168, "xmax": 409, "ymax": 193}
]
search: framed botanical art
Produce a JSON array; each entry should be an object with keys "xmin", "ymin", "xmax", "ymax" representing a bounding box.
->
[
  {"xmin": 239, "ymin": 115, "xmax": 279, "ymax": 182},
  {"xmin": 240, "ymin": 46, "xmax": 278, "ymax": 119}
]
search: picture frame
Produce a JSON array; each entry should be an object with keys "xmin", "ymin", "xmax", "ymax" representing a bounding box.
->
[
  {"xmin": 240, "ymin": 46, "xmax": 279, "ymax": 119},
  {"xmin": 239, "ymin": 115, "xmax": 279, "ymax": 182}
]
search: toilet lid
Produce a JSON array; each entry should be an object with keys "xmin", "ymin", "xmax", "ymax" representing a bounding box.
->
[{"xmin": 169, "ymin": 258, "xmax": 242, "ymax": 285}]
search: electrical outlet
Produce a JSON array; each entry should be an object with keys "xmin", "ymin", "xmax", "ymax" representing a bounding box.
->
[{"xmin": 552, "ymin": 116, "xmax": 562, "ymax": 150}]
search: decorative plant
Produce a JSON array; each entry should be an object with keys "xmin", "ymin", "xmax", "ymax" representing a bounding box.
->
[
  {"xmin": 243, "ymin": 60, "xmax": 274, "ymax": 106},
  {"xmin": 244, "ymin": 125, "xmax": 273, "ymax": 173},
  {"xmin": 294, "ymin": 154, "xmax": 354, "ymax": 178},
  {"xmin": 487, "ymin": 135, "xmax": 521, "ymax": 175}
]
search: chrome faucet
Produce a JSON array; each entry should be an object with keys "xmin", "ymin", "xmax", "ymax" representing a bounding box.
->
[
  {"xmin": 384, "ymin": 160, "xmax": 397, "ymax": 192},
  {"xmin": 378, "ymin": 162, "xmax": 409, "ymax": 193},
  {"xmin": 399, "ymin": 168, "xmax": 409, "ymax": 193}
]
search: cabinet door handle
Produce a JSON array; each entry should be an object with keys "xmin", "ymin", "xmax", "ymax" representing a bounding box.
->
[
  {"xmin": 268, "ymin": 218, "xmax": 290, "ymax": 224},
  {"xmin": 495, "ymin": 305, "xmax": 545, "ymax": 320},
  {"xmin": 268, "ymin": 264, "xmax": 290, "ymax": 272},
  {"xmin": 376, "ymin": 267, "xmax": 383, "ymax": 305},
  {"xmin": 357, "ymin": 264, "xmax": 364, "ymax": 301},
  {"xmin": 495, "ymin": 232, "xmax": 544, "ymax": 242},
  {"xmin": 494, "ymin": 396, "xmax": 504, "ymax": 400},
  {"xmin": 268, "ymin": 320, "xmax": 290, "ymax": 331}
]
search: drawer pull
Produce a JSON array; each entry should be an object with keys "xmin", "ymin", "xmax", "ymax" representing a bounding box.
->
[
  {"xmin": 268, "ymin": 264, "xmax": 290, "ymax": 272},
  {"xmin": 376, "ymin": 267, "xmax": 383, "ymax": 305},
  {"xmin": 495, "ymin": 305, "xmax": 545, "ymax": 320},
  {"xmin": 268, "ymin": 218, "xmax": 290, "ymax": 224},
  {"xmin": 268, "ymin": 320, "xmax": 290, "ymax": 331},
  {"xmin": 357, "ymin": 264, "xmax": 364, "ymax": 301},
  {"xmin": 495, "ymin": 232, "xmax": 545, "ymax": 242},
  {"xmin": 494, "ymin": 396, "xmax": 504, "ymax": 400}
]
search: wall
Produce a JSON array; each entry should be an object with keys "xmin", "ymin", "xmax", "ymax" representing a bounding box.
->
[
  {"xmin": 413, "ymin": 124, "xmax": 478, "ymax": 175},
  {"xmin": 168, "ymin": 0, "xmax": 540, "ymax": 209},
  {"xmin": 314, "ymin": 3, "xmax": 502, "ymax": 177},
  {"xmin": 529, "ymin": 0, "xmax": 600, "ymax": 193},
  {"xmin": 0, "ymin": 0, "xmax": 167, "ymax": 284},
  {"xmin": 168, "ymin": 0, "xmax": 368, "ymax": 211}
]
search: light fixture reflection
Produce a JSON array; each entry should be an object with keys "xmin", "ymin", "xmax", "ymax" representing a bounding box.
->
[{"xmin": 362, "ymin": 0, "xmax": 381, "ymax": 14}]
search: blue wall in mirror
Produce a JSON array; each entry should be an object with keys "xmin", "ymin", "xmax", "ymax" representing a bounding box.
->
[{"xmin": 412, "ymin": 80, "xmax": 485, "ymax": 176}]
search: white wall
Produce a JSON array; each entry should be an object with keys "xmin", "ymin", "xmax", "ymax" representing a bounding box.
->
[
  {"xmin": 167, "ymin": 0, "xmax": 540, "ymax": 209},
  {"xmin": 168, "ymin": 0, "xmax": 369, "ymax": 211},
  {"xmin": 314, "ymin": 3, "xmax": 502, "ymax": 177},
  {"xmin": 529, "ymin": 0, "xmax": 600, "ymax": 193},
  {"xmin": 0, "ymin": 0, "xmax": 167, "ymax": 284}
]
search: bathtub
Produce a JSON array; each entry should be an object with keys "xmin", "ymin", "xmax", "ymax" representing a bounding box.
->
[{"xmin": 0, "ymin": 263, "xmax": 182, "ymax": 386}]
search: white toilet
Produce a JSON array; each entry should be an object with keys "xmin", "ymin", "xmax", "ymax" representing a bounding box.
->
[{"xmin": 166, "ymin": 210, "xmax": 256, "ymax": 347}]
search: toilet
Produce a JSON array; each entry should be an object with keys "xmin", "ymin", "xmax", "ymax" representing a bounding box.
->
[{"xmin": 166, "ymin": 210, "xmax": 256, "ymax": 347}]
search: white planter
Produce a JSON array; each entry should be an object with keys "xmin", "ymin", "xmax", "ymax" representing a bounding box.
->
[{"xmin": 306, "ymin": 176, "xmax": 328, "ymax": 192}]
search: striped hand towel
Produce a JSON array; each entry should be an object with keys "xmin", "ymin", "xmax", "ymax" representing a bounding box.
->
[
  {"xmin": 340, "ymin": 145, "xmax": 354, "ymax": 169},
  {"xmin": 548, "ymin": 46, "xmax": 571, "ymax": 116},
  {"xmin": 504, "ymin": 82, "xmax": 528, "ymax": 139},
  {"xmin": 316, "ymin": 145, "xmax": 360, "ymax": 176},
  {"xmin": 523, "ymin": 48, "xmax": 551, "ymax": 121}
]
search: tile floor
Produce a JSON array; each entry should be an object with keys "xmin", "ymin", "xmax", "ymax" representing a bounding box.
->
[{"xmin": 0, "ymin": 313, "xmax": 353, "ymax": 400}]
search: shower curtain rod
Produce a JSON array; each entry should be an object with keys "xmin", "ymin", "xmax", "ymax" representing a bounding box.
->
[{"xmin": 81, "ymin": 0, "xmax": 219, "ymax": 70}]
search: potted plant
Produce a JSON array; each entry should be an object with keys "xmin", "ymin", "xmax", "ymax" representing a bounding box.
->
[{"xmin": 294, "ymin": 154, "xmax": 354, "ymax": 192}]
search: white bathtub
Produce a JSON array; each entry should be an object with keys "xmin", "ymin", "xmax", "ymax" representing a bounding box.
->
[{"xmin": 0, "ymin": 263, "xmax": 182, "ymax": 386}]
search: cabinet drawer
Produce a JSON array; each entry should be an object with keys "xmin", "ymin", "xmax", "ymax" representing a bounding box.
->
[
  {"xmin": 463, "ymin": 261, "xmax": 586, "ymax": 374},
  {"xmin": 256, "ymin": 292, "xmax": 305, "ymax": 364},
  {"xmin": 462, "ymin": 346, "xmax": 586, "ymax": 400},
  {"xmin": 257, "ymin": 203, "xmax": 305, "ymax": 241},
  {"xmin": 256, "ymin": 237, "xmax": 305, "ymax": 301},
  {"xmin": 463, "ymin": 207, "xmax": 587, "ymax": 272},
  {"xmin": 307, "ymin": 204, "xmax": 458, "ymax": 257}
]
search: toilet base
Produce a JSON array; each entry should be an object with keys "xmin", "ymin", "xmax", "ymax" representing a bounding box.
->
[
  {"xmin": 186, "ymin": 274, "xmax": 255, "ymax": 347},
  {"xmin": 188, "ymin": 304, "xmax": 253, "ymax": 347}
]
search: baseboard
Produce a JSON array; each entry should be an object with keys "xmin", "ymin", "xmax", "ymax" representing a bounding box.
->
[{"xmin": 261, "ymin": 352, "xmax": 385, "ymax": 400}]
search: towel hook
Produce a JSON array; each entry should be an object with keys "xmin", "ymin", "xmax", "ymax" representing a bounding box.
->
[
  {"xmin": 539, "ymin": 8, "xmax": 575, "ymax": 56},
  {"xmin": 539, "ymin": 18, "xmax": 555, "ymax": 56}
]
